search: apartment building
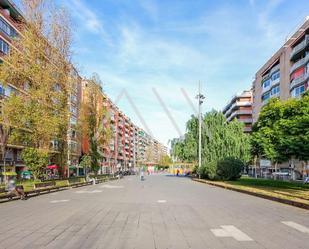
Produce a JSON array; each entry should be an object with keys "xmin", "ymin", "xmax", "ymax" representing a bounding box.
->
[
  {"xmin": 252, "ymin": 17, "xmax": 309, "ymax": 122},
  {"xmin": 0, "ymin": 1, "xmax": 24, "ymax": 178},
  {"xmin": 222, "ymin": 90, "xmax": 253, "ymax": 133},
  {"xmin": 0, "ymin": 1, "xmax": 83, "ymax": 179}
]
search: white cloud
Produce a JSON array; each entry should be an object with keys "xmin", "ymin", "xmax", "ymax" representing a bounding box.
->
[{"xmin": 67, "ymin": 0, "xmax": 112, "ymax": 45}]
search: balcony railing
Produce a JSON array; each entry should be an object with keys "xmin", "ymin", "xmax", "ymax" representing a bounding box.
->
[
  {"xmin": 227, "ymin": 110, "xmax": 252, "ymax": 122},
  {"xmin": 238, "ymin": 118, "xmax": 253, "ymax": 123},
  {"xmin": 244, "ymin": 127, "xmax": 252, "ymax": 132},
  {"xmin": 290, "ymin": 35, "xmax": 309, "ymax": 60},
  {"xmin": 290, "ymin": 53, "xmax": 309, "ymax": 74},
  {"xmin": 224, "ymin": 101, "xmax": 252, "ymax": 117},
  {"xmin": 290, "ymin": 72, "xmax": 309, "ymax": 90},
  {"xmin": 270, "ymin": 64, "xmax": 280, "ymax": 75}
]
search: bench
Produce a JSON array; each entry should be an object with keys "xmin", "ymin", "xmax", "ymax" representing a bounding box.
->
[{"xmin": 33, "ymin": 181, "xmax": 57, "ymax": 194}]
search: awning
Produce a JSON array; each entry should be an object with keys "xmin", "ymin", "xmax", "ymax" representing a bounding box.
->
[
  {"xmin": 20, "ymin": 171, "xmax": 32, "ymax": 175},
  {"xmin": 1, "ymin": 172, "xmax": 17, "ymax": 176},
  {"xmin": 69, "ymin": 166, "xmax": 77, "ymax": 169},
  {"xmin": 47, "ymin": 165, "xmax": 58, "ymax": 169}
]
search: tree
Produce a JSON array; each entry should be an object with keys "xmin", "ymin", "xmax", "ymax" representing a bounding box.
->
[
  {"xmin": 171, "ymin": 110, "xmax": 250, "ymax": 180},
  {"xmin": 80, "ymin": 74, "xmax": 111, "ymax": 175},
  {"xmin": 252, "ymin": 93, "xmax": 309, "ymax": 176},
  {"xmin": 159, "ymin": 155, "xmax": 172, "ymax": 167},
  {"xmin": 21, "ymin": 147, "xmax": 49, "ymax": 180},
  {"xmin": 79, "ymin": 154, "xmax": 91, "ymax": 174},
  {"xmin": 0, "ymin": 0, "xmax": 73, "ymax": 176}
]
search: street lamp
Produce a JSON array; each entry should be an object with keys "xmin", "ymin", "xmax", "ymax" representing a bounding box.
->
[{"xmin": 196, "ymin": 82, "xmax": 205, "ymax": 179}]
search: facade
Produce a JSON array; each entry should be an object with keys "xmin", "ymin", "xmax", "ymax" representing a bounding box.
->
[
  {"xmin": 0, "ymin": 1, "xmax": 24, "ymax": 178},
  {"xmin": 0, "ymin": 0, "xmax": 83, "ymax": 179},
  {"xmin": 66, "ymin": 68, "xmax": 83, "ymax": 176},
  {"xmin": 251, "ymin": 16, "xmax": 309, "ymax": 178},
  {"xmin": 222, "ymin": 90, "xmax": 253, "ymax": 133},
  {"xmin": 252, "ymin": 17, "xmax": 309, "ymax": 123}
]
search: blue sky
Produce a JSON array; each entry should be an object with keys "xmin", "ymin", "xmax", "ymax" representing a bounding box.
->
[{"xmin": 17, "ymin": 0, "xmax": 309, "ymax": 146}]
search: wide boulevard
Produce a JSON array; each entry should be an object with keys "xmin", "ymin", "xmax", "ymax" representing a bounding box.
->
[{"xmin": 0, "ymin": 174, "xmax": 308, "ymax": 249}]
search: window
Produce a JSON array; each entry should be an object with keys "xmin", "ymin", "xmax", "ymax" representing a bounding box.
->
[
  {"xmin": 0, "ymin": 38, "xmax": 9, "ymax": 54},
  {"xmin": 271, "ymin": 85, "xmax": 280, "ymax": 96},
  {"xmin": 292, "ymin": 84, "xmax": 306, "ymax": 97},
  {"xmin": 271, "ymin": 71, "xmax": 280, "ymax": 81},
  {"xmin": 70, "ymin": 116, "xmax": 77, "ymax": 125},
  {"xmin": 0, "ymin": 84, "xmax": 5, "ymax": 96},
  {"xmin": 262, "ymin": 92, "xmax": 270, "ymax": 101},
  {"xmin": 0, "ymin": 16, "xmax": 17, "ymax": 38},
  {"xmin": 262, "ymin": 79, "xmax": 271, "ymax": 88}
]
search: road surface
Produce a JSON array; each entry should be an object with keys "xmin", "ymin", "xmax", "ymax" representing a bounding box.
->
[{"xmin": 0, "ymin": 174, "xmax": 308, "ymax": 249}]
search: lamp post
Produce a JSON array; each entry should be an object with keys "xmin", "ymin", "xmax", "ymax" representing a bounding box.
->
[{"xmin": 196, "ymin": 82, "xmax": 205, "ymax": 178}]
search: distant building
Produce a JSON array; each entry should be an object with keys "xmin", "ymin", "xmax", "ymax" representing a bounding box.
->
[{"xmin": 222, "ymin": 90, "xmax": 253, "ymax": 133}]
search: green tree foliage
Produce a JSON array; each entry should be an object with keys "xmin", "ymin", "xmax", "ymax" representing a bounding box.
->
[
  {"xmin": 0, "ymin": 0, "xmax": 73, "ymax": 176},
  {"xmin": 252, "ymin": 92, "xmax": 309, "ymax": 163},
  {"xmin": 21, "ymin": 147, "xmax": 49, "ymax": 180},
  {"xmin": 159, "ymin": 155, "xmax": 172, "ymax": 167},
  {"xmin": 80, "ymin": 74, "xmax": 111, "ymax": 175},
  {"xmin": 171, "ymin": 110, "xmax": 250, "ymax": 180},
  {"xmin": 216, "ymin": 158, "xmax": 244, "ymax": 180}
]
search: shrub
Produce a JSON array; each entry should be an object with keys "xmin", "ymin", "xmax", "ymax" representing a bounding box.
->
[
  {"xmin": 216, "ymin": 157, "xmax": 244, "ymax": 180},
  {"xmin": 198, "ymin": 161, "xmax": 217, "ymax": 180}
]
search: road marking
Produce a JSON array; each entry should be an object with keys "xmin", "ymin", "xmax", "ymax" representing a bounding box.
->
[
  {"xmin": 157, "ymin": 200, "xmax": 167, "ymax": 203},
  {"xmin": 100, "ymin": 184, "xmax": 124, "ymax": 189},
  {"xmin": 282, "ymin": 221, "xmax": 309, "ymax": 234},
  {"xmin": 50, "ymin": 199, "xmax": 70, "ymax": 204},
  {"xmin": 211, "ymin": 225, "xmax": 253, "ymax": 241}
]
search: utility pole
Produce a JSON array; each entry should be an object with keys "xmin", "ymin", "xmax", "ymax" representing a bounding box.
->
[{"xmin": 196, "ymin": 82, "xmax": 205, "ymax": 178}]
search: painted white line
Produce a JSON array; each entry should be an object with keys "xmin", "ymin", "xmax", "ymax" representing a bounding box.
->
[
  {"xmin": 157, "ymin": 200, "xmax": 167, "ymax": 203},
  {"xmin": 100, "ymin": 184, "xmax": 124, "ymax": 189},
  {"xmin": 50, "ymin": 199, "xmax": 70, "ymax": 204},
  {"xmin": 282, "ymin": 221, "xmax": 309, "ymax": 234},
  {"xmin": 211, "ymin": 225, "xmax": 253, "ymax": 242},
  {"xmin": 211, "ymin": 229, "xmax": 229, "ymax": 237}
]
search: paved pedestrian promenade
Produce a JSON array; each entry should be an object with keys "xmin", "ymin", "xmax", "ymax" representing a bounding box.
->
[{"xmin": 0, "ymin": 174, "xmax": 308, "ymax": 249}]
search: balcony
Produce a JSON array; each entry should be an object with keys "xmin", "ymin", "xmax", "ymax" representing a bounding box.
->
[
  {"xmin": 290, "ymin": 53, "xmax": 309, "ymax": 74},
  {"xmin": 224, "ymin": 101, "xmax": 252, "ymax": 117},
  {"xmin": 227, "ymin": 110, "xmax": 252, "ymax": 122},
  {"xmin": 270, "ymin": 64, "xmax": 280, "ymax": 75},
  {"xmin": 290, "ymin": 35, "xmax": 309, "ymax": 61},
  {"xmin": 244, "ymin": 127, "xmax": 252, "ymax": 132},
  {"xmin": 290, "ymin": 72, "xmax": 309, "ymax": 90},
  {"xmin": 238, "ymin": 118, "xmax": 253, "ymax": 123}
]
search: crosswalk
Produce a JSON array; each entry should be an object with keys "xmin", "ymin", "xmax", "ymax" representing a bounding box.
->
[
  {"xmin": 282, "ymin": 221, "xmax": 309, "ymax": 234},
  {"xmin": 210, "ymin": 221, "xmax": 309, "ymax": 242}
]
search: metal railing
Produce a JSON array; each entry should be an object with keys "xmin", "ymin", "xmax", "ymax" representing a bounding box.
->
[
  {"xmin": 290, "ymin": 53, "xmax": 309, "ymax": 73},
  {"xmin": 290, "ymin": 72, "xmax": 309, "ymax": 90},
  {"xmin": 290, "ymin": 35, "xmax": 309, "ymax": 59}
]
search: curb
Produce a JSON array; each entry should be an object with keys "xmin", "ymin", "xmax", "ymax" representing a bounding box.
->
[{"xmin": 192, "ymin": 178, "xmax": 309, "ymax": 210}]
